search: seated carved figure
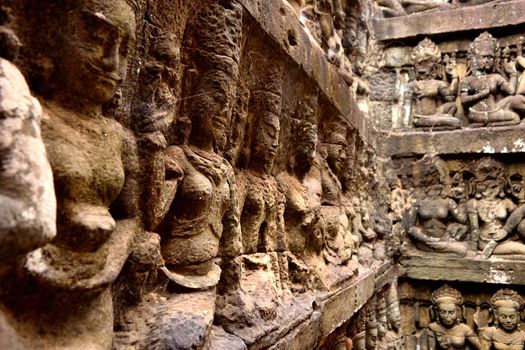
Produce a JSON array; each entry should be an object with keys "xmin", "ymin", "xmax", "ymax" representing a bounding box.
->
[
  {"xmin": 480, "ymin": 289, "xmax": 525, "ymax": 350},
  {"xmin": 406, "ymin": 38, "xmax": 461, "ymax": 130},
  {"xmin": 466, "ymin": 158, "xmax": 525, "ymax": 259},
  {"xmin": 375, "ymin": 0, "xmax": 450, "ymax": 18},
  {"xmin": 405, "ymin": 157, "xmax": 470, "ymax": 256},
  {"xmin": 461, "ymin": 32, "xmax": 525, "ymax": 127},
  {"xmin": 425, "ymin": 285, "xmax": 481, "ymax": 350}
]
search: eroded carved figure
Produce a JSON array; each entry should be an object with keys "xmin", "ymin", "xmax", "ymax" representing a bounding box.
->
[
  {"xmin": 406, "ymin": 38, "xmax": 461, "ymax": 130},
  {"xmin": 467, "ymin": 157, "xmax": 525, "ymax": 259},
  {"xmin": 461, "ymin": 32, "xmax": 525, "ymax": 127},
  {"xmin": 10, "ymin": 1, "xmax": 140, "ymax": 348},
  {"xmin": 405, "ymin": 156, "xmax": 470, "ymax": 256},
  {"xmin": 160, "ymin": 1, "xmax": 243, "ymax": 290}
]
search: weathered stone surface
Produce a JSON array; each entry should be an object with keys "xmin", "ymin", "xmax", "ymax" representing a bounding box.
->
[
  {"xmin": 374, "ymin": 0, "xmax": 525, "ymax": 41},
  {"xmin": 0, "ymin": 58, "xmax": 56, "ymax": 262},
  {"xmin": 208, "ymin": 327, "xmax": 247, "ymax": 350},
  {"xmin": 266, "ymin": 311, "xmax": 321, "ymax": 350},
  {"xmin": 317, "ymin": 282, "xmax": 358, "ymax": 337},
  {"xmin": 377, "ymin": 126, "xmax": 525, "ymax": 157},
  {"xmin": 399, "ymin": 250, "xmax": 525, "ymax": 285}
]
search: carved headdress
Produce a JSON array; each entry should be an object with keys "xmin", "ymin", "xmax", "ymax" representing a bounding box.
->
[
  {"xmin": 412, "ymin": 38, "xmax": 441, "ymax": 64},
  {"xmin": 469, "ymin": 31, "xmax": 499, "ymax": 58},
  {"xmin": 491, "ymin": 288, "xmax": 524, "ymax": 311},
  {"xmin": 468, "ymin": 31, "xmax": 499, "ymax": 72},
  {"xmin": 431, "ymin": 284, "xmax": 463, "ymax": 306}
]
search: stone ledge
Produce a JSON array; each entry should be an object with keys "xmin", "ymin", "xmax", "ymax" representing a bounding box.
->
[
  {"xmin": 374, "ymin": 0, "xmax": 525, "ymax": 41},
  {"xmin": 245, "ymin": 261, "xmax": 394, "ymax": 349},
  {"xmin": 236, "ymin": 0, "xmax": 375, "ymax": 144},
  {"xmin": 377, "ymin": 125, "xmax": 525, "ymax": 157},
  {"xmin": 400, "ymin": 252, "xmax": 525, "ymax": 285}
]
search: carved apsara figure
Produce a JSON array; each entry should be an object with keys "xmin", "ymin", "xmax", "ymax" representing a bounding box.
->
[
  {"xmin": 480, "ymin": 289, "xmax": 525, "ymax": 350},
  {"xmin": 160, "ymin": 1, "xmax": 243, "ymax": 289},
  {"xmin": 466, "ymin": 157, "xmax": 525, "ymax": 258},
  {"xmin": 405, "ymin": 157, "xmax": 470, "ymax": 256},
  {"xmin": 461, "ymin": 32, "xmax": 525, "ymax": 127},
  {"xmin": 237, "ymin": 89, "xmax": 286, "ymax": 254},
  {"xmin": 426, "ymin": 285, "xmax": 481, "ymax": 349},
  {"xmin": 8, "ymin": 0, "xmax": 141, "ymax": 348},
  {"xmin": 278, "ymin": 119, "xmax": 323, "ymax": 256},
  {"xmin": 406, "ymin": 38, "xmax": 461, "ymax": 130}
]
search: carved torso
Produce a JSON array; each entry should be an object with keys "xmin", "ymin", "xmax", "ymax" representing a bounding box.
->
[
  {"xmin": 41, "ymin": 101, "xmax": 125, "ymax": 251},
  {"xmin": 429, "ymin": 322, "xmax": 478, "ymax": 350},
  {"xmin": 481, "ymin": 326, "xmax": 525, "ymax": 350},
  {"xmin": 162, "ymin": 145, "xmax": 234, "ymax": 266}
]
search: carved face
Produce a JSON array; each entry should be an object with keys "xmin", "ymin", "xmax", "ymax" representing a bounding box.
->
[
  {"xmin": 437, "ymin": 302, "xmax": 458, "ymax": 327},
  {"xmin": 190, "ymin": 70, "xmax": 234, "ymax": 142},
  {"xmin": 387, "ymin": 303, "xmax": 401, "ymax": 332},
  {"xmin": 477, "ymin": 180, "xmax": 503, "ymax": 200},
  {"xmin": 366, "ymin": 326, "xmax": 378, "ymax": 350},
  {"xmin": 472, "ymin": 44, "xmax": 495, "ymax": 73},
  {"xmin": 253, "ymin": 112, "xmax": 280, "ymax": 172},
  {"xmin": 496, "ymin": 306, "xmax": 520, "ymax": 332},
  {"xmin": 415, "ymin": 59, "xmax": 435, "ymax": 80},
  {"xmin": 296, "ymin": 127, "xmax": 318, "ymax": 169},
  {"xmin": 325, "ymin": 141, "xmax": 347, "ymax": 176},
  {"xmin": 58, "ymin": 1, "xmax": 136, "ymax": 104}
]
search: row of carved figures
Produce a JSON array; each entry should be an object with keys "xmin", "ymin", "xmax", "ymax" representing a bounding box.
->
[
  {"xmin": 397, "ymin": 155, "xmax": 525, "ymax": 257},
  {"xmin": 406, "ymin": 33, "xmax": 525, "ymax": 130},
  {"xmin": 318, "ymin": 282, "xmax": 403, "ymax": 350},
  {"xmin": 396, "ymin": 156, "xmax": 525, "ymax": 259},
  {"xmin": 413, "ymin": 285, "xmax": 525, "ymax": 350}
]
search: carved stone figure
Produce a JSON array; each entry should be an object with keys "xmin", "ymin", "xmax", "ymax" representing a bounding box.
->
[
  {"xmin": 278, "ymin": 119, "xmax": 322, "ymax": 256},
  {"xmin": 348, "ymin": 306, "xmax": 367, "ymax": 350},
  {"xmin": 8, "ymin": 1, "xmax": 140, "ymax": 348},
  {"xmin": 366, "ymin": 299, "xmax": 380, "ymax": 350},
  {"xmin": 0, "ymin": 27, "xmax": 55, "ymax": 268},
  {"xmin": 160, "ymin": 1, "xmax": 242, "ymax": 290},
  {"xmin": 480, "ymin": 289, "xmax": 525, "ymax": 350},
  {"xmin": 461, "ymin": 32, "xmax": 525, "ymax": 127},
  {"xmin": 406, "ymin": 38, "xmax": 461, "ymax": 130},
  {"xmin": 405, "ymin": 157, "xmax": 470, "ymax": 256},
  {"xmin": 385, "ymin": 282, "xmax": 404, "ymax": 350},
  {"xmin": 467, "ymin": 157, "xmax": 525, "ymax": 258},
  {"xmin": 238, "ymin": 90, "xmax": 285, "ymax": 254},
  {"xmin": 426, "ymin": 285, "xmax": 481, "ymax": 349}
]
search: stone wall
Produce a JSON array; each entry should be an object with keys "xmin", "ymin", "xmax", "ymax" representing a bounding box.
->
[
  {"xmin": 373, "ymin": 0, "xmax": 525, "ymax": 349},
  {"xmin": 0, "ymin": 0, "xmax": 397, "ymax": 349}
]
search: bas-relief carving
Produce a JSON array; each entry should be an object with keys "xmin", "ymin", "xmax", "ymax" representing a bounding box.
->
[
  {"xmin": 424, "ymin": 285, "xmax": 481, "ymax": 350},
  {"xmin": 401, "ymin": 155, "xmax": 525, "ymax": 259},
  {"xmin": 406, "ymin": 38, "xmax": 461, "ymax": 130},
  {"xmin": 461, "ymin": 32, "xmax": 525, "ymax": 128},
  {"xmin": 0, "ymin": 26, "xmax": 56, "ymax": 268},
  {"xmin": 346, "ymin": 284, "xmax": 403, "ymax": 350},
  {"xmin": 374, "ymin": 0, "xmax": 449, "ymax": 18},
  {"xmin": 480, "ymin": 289, "xmax": 525, "ymax": 350},
  {"xmin": 0, "ymin": 0, "xmax": 141, "ymax": 349},
  {"xmin": 399, "ymin": 32, "xmax": 525, "ymax": 131},
  {"xmin": 0, "ymin": 0, "xmax": 397, "ymax": 348},
  {"xmin": 404, "ymin": 156, "xmax": 471, "ymax": 257},
  {"xmin": 404, "ymin": 285, "xmax": 525, "ymax": 350}
]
